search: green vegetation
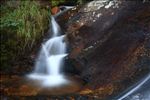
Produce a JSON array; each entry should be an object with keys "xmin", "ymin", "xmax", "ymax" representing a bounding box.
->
[
  {"xmin": 51, "ymin": 0, "xmax": 65, "ymax": 7},
  {"xmin": 0, "ymin": 1, "xmax": 49, "ymax": 71},
  {"xmin": 51, "ymin": 0, "xmax": 89, "ymax": 7}
]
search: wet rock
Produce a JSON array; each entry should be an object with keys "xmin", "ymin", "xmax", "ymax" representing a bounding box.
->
[
  {"xmin": 56, "ymin": 5, "xmax": 81, "ymax": 32},
  {"xmin": 51, "ymin": 6, "xmax": 60, "ymax": 15},
  {"xmin": 56, "ymin": 0, "xmax": 150, "ymax": 98},
  {"xmin": 1, "ymin": 75, "xmax": 83, "ymax": 97},
  {"xmin": 67, "ymin": 0, "xmax": 149, "ymax": 51}
]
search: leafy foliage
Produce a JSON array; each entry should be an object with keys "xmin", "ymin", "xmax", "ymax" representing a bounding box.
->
[
  {"xmin": 51, "ymin": 0, "xmax": 65, "ymax": 7},
  {"xmin": 1, "ymin": 1, "xmax": 49, "ymax": 45},
  {"xmin": 50, "ymin": 0, "xmax": 92, "ymax": 7},
  {"xmin": 0, "ymin": 1, "xmax": 49, "ymax": 70}
]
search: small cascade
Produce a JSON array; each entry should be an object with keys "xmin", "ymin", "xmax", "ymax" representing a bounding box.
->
[
  {"xmin": 27, "ymin": 16, "xmax": 68, "ymax": 87},
  {"xmin": 51, "ymin": 16, "xmax": 61, "ymax": 37}
]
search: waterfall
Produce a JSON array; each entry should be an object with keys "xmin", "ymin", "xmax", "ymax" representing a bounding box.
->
[{"xmin": 27, "ymin": 16, "xmax": 68, "ymax": 87}]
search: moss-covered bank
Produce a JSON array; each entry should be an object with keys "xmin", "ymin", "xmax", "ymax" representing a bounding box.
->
[{"xmin": 0, "ymin": 1, "xmax": 50, "ymax": 72}]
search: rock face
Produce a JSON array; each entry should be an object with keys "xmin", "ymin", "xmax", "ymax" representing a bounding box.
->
[{"xmin": 56, "ymin": 0, "xmax": 150, "ymax": 97}]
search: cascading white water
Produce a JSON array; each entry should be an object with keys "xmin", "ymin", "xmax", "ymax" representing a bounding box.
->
[{"xmin": 27, "ymin": 16, "xmax": 68, "ymax": 87}]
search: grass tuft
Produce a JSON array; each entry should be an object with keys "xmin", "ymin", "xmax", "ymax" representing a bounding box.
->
[{"xmin": 0, "ymin": 0, "xmax": 49, "ymax": 70}]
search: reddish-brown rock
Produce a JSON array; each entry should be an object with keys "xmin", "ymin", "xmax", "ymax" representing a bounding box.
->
[
  {"xmin": 51, "ymin": 6, "xmax": 60, "ymax": 15},
  {"xmin": 56, "ymin": 0, "xmax": 150, "ymax": 98}
]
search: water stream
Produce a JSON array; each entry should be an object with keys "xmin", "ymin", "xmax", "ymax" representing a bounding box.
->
[
  {"xmin": 27, "ymin": 16, "xmax": 68, "ymax": 87},
  {"xmin": 116, "ymin": 73, "xmax": 150, "ymax": 100}
]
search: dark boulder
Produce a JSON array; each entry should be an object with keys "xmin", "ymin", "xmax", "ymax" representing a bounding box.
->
[{"xmin": 56, "ymin": 0, "xmax": 150, "ymax": 96}]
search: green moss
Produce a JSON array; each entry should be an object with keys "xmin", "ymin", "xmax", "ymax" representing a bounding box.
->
[
  {"xmin": 0, "ymin": 1, "xmax": 49, "ymax": 71},
  {"xmin": 1, "ymin": 1, "xmax": 49, "ymax": 44},
  {"xmin": 50, "ymin": 0, "xmax": 90, "ymax": 7},
  {"xmin": 51, "ymin": 0, "xmax": 65, "ymax": 7}
]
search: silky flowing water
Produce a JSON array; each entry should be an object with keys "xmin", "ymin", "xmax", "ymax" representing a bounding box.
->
[{"xmin": 27, "ymin": 16, "xmax": 69, "ymax": 87}]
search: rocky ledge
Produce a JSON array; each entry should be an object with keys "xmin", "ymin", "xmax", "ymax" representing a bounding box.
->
[{"xmin": 56, "ymin": 0, "xmax": 150, "ymax": 99}]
